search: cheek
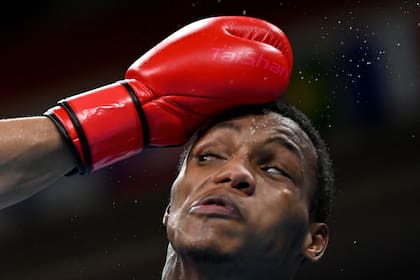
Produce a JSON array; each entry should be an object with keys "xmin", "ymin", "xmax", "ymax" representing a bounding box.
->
[
  {"xmin": 170, "ymin": 163, "xmax": 213, "ymax": 208},
  {"xmin": 166, "ymin": 206, "xmax": 183, "ymax": 245},
  {"xmin": 166, "ymin": 179, "xmax": 191, "ymax": 248},
  {"xmin": 169, "ymin": 169, "xmax": 193, "ymax": 208},
  {"xmin": 249, "ymin": 186, "xmax": 310, "ymax": 243},
  {"xmin": 166, "ymin": 171, "xmax": 200, "ymax": 233}
]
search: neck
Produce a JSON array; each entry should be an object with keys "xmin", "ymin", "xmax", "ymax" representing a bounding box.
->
[{"xmin": 161, "ymin": 244, "xmax": 296, "ymax": 280}]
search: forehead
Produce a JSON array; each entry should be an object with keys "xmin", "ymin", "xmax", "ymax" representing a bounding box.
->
[{"xmin": 195, "ymin": 112, "xmax": 316, "ymax": 156}]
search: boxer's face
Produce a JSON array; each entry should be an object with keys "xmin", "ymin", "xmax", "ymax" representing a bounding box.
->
[{"xmin": 164, "ymin": 112, "xmax": 321, "ymax": 264}]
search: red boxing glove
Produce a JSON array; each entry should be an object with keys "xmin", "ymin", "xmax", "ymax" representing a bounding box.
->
[{"xmin": 45, "ymin": 16, "xmax": 293, "ymax": 174}]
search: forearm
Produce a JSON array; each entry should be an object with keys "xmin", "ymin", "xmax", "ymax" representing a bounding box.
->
[{"xmin": 0, "ymin": 116, "xmax": 75, "ymax": 209}]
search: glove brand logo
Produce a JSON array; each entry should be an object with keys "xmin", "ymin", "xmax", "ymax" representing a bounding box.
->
[{"xmin": 212, "ymin": 48, "xmax": 288, "ymax": 77}]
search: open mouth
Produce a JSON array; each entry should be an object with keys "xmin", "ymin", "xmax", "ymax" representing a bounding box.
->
[{"xmin": 189, "ymin": 194, "xmax": 242, "ymax": 219}]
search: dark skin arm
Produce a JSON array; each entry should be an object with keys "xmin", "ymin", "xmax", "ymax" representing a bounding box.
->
[{"xmin": 0, "ymin": 116, "xmax": 75, "ymax": 209}]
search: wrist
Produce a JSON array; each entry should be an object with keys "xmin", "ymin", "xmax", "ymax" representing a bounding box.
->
[{"xmin": 45, "ymin": 81, "xmax": 146, "ymax": 174}]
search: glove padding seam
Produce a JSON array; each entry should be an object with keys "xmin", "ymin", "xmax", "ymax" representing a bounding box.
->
[
  {"xmin": 120, "ymin": 81, "xmax": 150, "ymax": 147},
  {"xmin": 154, "ymin": 97, "xmax": 208, "ymax": 120},
  {"xmin": 58, "ymin": 100, "xmax": 91, "ymax": 175},
  {"xmin": 44, "ymin": 112, "xmax": 83, "ymax": 176}
]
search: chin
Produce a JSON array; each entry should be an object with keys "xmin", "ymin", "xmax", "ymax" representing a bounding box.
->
[
  {"xmin": 166, "ymin": 210, "xmax": 251, "ymax": 260},
  {"xmin": 179, "ymin": 244, "xmax": 236, "ymax": 264},
  {"xmin": 168, "ymin": 221, "xmax": 247, "ymax": 262}
]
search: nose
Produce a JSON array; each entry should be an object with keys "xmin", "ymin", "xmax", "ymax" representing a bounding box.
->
[{"xmin": 213, "ymin": 158, "xmax": 256, "ymax": 196}]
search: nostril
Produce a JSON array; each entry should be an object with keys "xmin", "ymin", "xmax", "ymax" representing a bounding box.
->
[
  {"xmin": 220, "ymin": 178, "xmax": 231, "ymax": 184},
  {"xmin": 217, "ymin": 178, "xmax": 251, "ymax": 190},
  {"xmin": 233, "ymin": 180, "xmax": 254, "ymax": 196},
  {"xmin": 235, "ymin": 181, "xmax": 250, "ymax": 189},
  {"xmin": 213, "ymin": 162, "xmax": 256, "ymax": 195}
]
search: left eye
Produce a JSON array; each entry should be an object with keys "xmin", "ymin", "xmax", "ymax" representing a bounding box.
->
[
  {"xmin": 262, "ymin": 166, "xmax": 281, "ymax": 174},
  {"xmin": 261, "ymin": 166, "xmax": 291, "ymax": 179}
]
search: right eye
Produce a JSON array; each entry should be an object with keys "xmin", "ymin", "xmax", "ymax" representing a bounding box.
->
[{"xmin": 198, "ymin": 153, "xmax": 219, "ymax": 162}]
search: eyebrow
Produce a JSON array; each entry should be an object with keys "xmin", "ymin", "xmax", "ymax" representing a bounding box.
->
[
  {"xmin": 264, "ymin": 136, "xmax": 303, "ymax": 160},
  {"xmin": 210, "ymin": 122, "xmax": 303, "ymax": 159}
]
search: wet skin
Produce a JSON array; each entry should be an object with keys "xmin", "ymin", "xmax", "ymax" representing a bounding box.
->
[{"xmin": 164, "ymin": 112, "xmax": 320, "ymax": 268}]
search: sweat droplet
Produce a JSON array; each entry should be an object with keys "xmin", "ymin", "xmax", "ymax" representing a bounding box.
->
[{"xmin": 249, "ymin": 118, "xmax": 258, "ymax": 135}]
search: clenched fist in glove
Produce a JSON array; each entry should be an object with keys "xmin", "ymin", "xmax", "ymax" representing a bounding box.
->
[{"xmin": 45, "ymin": 16, "xmax": 293, "ymax": 174}]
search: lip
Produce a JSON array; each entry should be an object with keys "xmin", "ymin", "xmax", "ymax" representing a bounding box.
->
[{"xmin": 189, "ymin": 194, "xmax": 242, "ymax": 219}]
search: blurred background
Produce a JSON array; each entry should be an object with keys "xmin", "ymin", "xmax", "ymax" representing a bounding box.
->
[{"xmin": 0, "ymin": 0, "xmax": 419, "ymax": 279}]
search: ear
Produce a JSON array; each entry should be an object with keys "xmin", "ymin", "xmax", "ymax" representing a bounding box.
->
[
  {"xmin": 162, "ymin": 204, "xmax": 170, "ymax": 226},
  {"xmin": 302, "ymin": 222, "xmax": 329, "ymax": 262}
]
